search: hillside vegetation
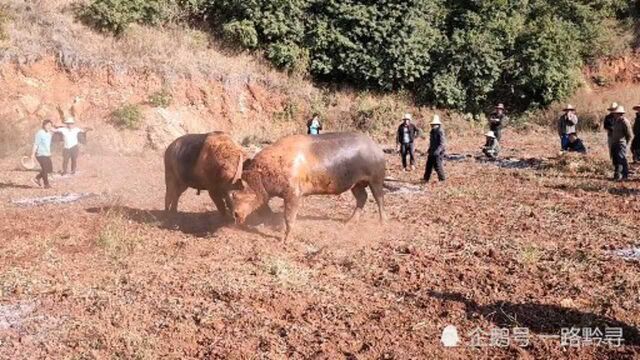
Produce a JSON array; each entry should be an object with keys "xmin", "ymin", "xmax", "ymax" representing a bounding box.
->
[{"xmin": 79, "ymin": 0, "xmax": 636, "ymax": 113}]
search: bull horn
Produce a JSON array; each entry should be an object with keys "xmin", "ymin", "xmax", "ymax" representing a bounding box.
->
[{"xmin": 233, "ymin": 154, "xmax": 243, "ymax": 183}]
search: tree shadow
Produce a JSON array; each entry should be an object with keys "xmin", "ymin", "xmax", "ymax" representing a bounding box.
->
[
  {"xmin": 428, "ymin": 291, "xmax": 640, "ymax": 346},
  {"xmin": 0, "ymin": 181, "xmax": 35, "ymax": 189},
  {"xmin": 86, "ymin": 206, "xmax": 229, "ymax": 238}
]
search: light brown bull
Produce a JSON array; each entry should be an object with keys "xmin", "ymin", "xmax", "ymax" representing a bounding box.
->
[{"xmin": 230, "ymin": 132, "xmax": 386, "ymax": 241}]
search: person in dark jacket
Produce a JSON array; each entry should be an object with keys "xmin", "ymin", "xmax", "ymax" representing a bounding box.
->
[
  {"xmin": 608, "ymin": 106, "xmax": 633, "ymax": 181},
  {"xmin": 423, "ymin": 115, "xmax": 446, "ymax": 182},
  {"xmin": 306, "ymin": 113, "xmax": 323, "ymax": 135},
  {"xmin": 482, "ymin": 131, "xmax": 500, "ymax": 159},
  {"xmin": 396, "ymin": 113, "xmax": 421, "ymax": 171},
  {"xmin": 557, "ymin": 104, "xmax": 579, "ymax": 151},
  {"xmin": 566, "ymin": 132, "xmax": 587, "ymax": 154},
  {"xmin": 631, "ymin": 105, "xmax": 640, "ymax": 163},
  {"xmin": 603, "ymin": 102, "xmax": 617, "ymax": 139},
  {"xmin": 488, "ymin": 103, "xmax": 507, "ymax": 142}
]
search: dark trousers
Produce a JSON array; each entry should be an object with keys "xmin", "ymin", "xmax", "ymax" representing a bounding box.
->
[
  {"xmin": 424, "ymin": 154, "xmax": 445, "ymax": 182},
  {"xmin": 35, "ymin": 156, "xmax": 53, "ymax": 187},
  {"xmin": 560, "ymin": 134, "xmax": 570, "ymax": 151},
  {"xmin": 492, "ymin": 128, "xmax": 502, "ymax": 142},
  {"xmin": 62, "ymin": 146, "xmax": 79, "ymax": 174},
  {"xmin": 400, "ymin": 142, "xmax": 415, "ymax": 168},
  {"xmin": 611, "ymin": 143, "xmax": 629, "ymax": 179}
]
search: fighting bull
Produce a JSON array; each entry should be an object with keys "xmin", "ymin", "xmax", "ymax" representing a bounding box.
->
[
  {"xmin": 164, "ymin": 132, "xmax": 245, "ymax": 217},
  {"xmin": 230, "ymin": 132, "xmax": 386, "ymax": 240}
]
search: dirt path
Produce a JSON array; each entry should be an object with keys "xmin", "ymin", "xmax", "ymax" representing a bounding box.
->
[{"xmin": 1, "ymin": 131, "xmax": 639, "ymax": 359}]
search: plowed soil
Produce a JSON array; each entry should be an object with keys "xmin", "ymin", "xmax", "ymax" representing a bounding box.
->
[{"xmin": 1, "ymin": 130, "xmax": 639, "ymax": 359}]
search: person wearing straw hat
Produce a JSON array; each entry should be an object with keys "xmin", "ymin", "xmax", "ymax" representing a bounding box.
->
[
  {"xmin": 631, "ymin": 105, "xmax": 640, "ymax": 163},
  {"xmin": 488, "ymin": 103, "xmax": 508, "ymax": 142},
  {"xmin": 423, "ymin": 114, "xmax": 446, "ymax": 182},
  {"xmin": 557, "ymin": 104, "xmax": 579, "ymax": 151},
  {"xmin": 482, "ymin": 131, "xmax": 500, "ymax": 159},
  {"xmin": 608, "ymin": 106, "xmax": 633, "ymax": 181},
  {"xmin": 396, "ymin": 113, "xmax": 421, "ymax": 171},
  {"xmin": 53, "ymin": 117, "xmax": 90, "ymax": 175},
  {"xmin": 30, "ymin": 119, "xmax": 54, "ymax": 188}
]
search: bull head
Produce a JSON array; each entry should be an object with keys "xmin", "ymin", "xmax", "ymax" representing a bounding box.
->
[{"xmin": 230, "ymin": 171, "xmax": 265, "ymax": 225}]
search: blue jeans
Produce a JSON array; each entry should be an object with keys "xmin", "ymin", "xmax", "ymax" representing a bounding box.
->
[{"xmin": 560, "ymin": 135, "xmax": 569, "ymax": 151}]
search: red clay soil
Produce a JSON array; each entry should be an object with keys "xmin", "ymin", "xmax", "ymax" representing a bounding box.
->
[{"xmin": 0, "ymin": 130, "xmax": 639, "ymax": 359}]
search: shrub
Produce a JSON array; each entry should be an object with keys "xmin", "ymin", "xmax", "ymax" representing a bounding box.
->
[
  {"xmin": 79, "ymin": 0, "xmax": 169, "ymax": 34},
  {"xmin": 223, "ymin": 20, "xmax": 258, "ymax": 49},
  {"xmin": 111, "ymin": 104, "xmax": 143, "ymax": 129},
  {"xmin": 149, "ymin": 88, "xmax": 173, "ymax": 108}
]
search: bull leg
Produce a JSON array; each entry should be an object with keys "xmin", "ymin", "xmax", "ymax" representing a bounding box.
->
[
  {"xmin": 348, "ymin": 184, "xmax": 368, "ymax": 223},
  {"xmin": 283, "ymin": 196, "xmax": 301, "ymax": 242},
  {"xmin": 165, "ymin": 181, "xmax": 187, "ymax": 214},
  {"xmin": 208, "ymin": 190, "xmax": 229, "ymax": 218},
  {"xmin": 369, "ymin": 181, "xmax": 387, "ymax": 223}
]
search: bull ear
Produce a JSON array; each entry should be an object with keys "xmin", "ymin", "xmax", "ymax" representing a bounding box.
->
[{"xmin": 233, "ymin": 154, "xmax": 243, "ymax": 183}]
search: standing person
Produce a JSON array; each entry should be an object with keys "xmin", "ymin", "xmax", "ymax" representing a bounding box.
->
[
  {"xmin": 603, "ymin": 102, "xmax": 618, "ymax": 138},
  {"xmin": 609, "ymin": 106, "xmax": 633, "ymax": 181},
  {"xmin": 631, "ymin": 105, "xmax": 640, "ymax": 163},
  {"xmin": 31, "ymin": 120, "xmax": 54, "ymax": 188},
  {"xmin": 488, "ymin": 103, "xmax": 507, "ymax": 142},
  {"xmin": 557, "ymin": 104, "xmax": 578, "ymax": 151},
  {"xmin": 423, "ymin": 115, "xmax": 446, "ymax": 182},
  {"xmin": 396, "ymin": 113, "xmax": 420, "ymax": 171},
  {"xmin": 54, "ymin": 117, "xmax": 89, "ymax": 175},
  {"xmin": 306, "ymin": 113, "xmax": 323, "ymax": 135},
  {"xmin": 482, "ymin": 131, "xmax": 500, "ymax": 159}
]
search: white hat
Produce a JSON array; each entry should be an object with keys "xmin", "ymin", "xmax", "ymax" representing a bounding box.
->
[
  {"xmin": 64, "ymin": 117, "xmax": 75, "ymax": 124},
  {"xmin": 563, "ymin": 104, "xmax": 576, "ymax": 111},
  {"xmin": 485, "ymin": 131, "xmax": 496, "ymax": 138},
  {"xmin": 430, "ymin": 114, "xmax": 442, "ymax": 125},
  {"xmin": 402, "ymin": 113, "xmax": 412, "ymax": 120},
  {"xmin": 608, "ymin": 102, "xmax": 618, "ymax": 111},
  {"xmin": 613, "ymin": 105, "xmax": 625, "ymax": 114}
]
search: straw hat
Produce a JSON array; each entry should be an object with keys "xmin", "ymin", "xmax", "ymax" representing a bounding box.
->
[
  {"xmin": 485, "ymin": 131, "xmax": 496, "ymax": 139},
  {"xmin": 402, "ymin": 113, "xmax": 412, "ymax": 121},
  {"xmin": 64, "ymin": 117, "xmax": 75, "ymax": 124},
  {"xmin": 430, "ymin": 114, "xmax": 442, "ymax": 125},
  {"xmin": 608, "ymin": 102, "xmax": 619, "ymax": 111},
  {"xmin": 563, "ymin": 104, "xmax": 576, "ymax": 111},
  {"xmin": 20, "ymin": 156, "xmax": 36, "ymax": 170},
  {"xmin": 612, "ymin": 105, "xmax": 625, "ymax": 114},
  {"xmin": 495, "ymin": 103, "xmax": 505, "ymax": 110}
]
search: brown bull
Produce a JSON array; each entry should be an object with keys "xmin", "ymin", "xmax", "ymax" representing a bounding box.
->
[
  {"xmin": 230, "ymin": 132, "xmax": 386, "ymax": 240},
  {"xmin": 164, "ymin": 132, "xmax": 245, "ymax": 216}
]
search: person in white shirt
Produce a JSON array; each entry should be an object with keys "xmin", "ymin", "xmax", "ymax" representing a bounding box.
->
[{"xmin": 53, "ymin": 117, "xmax": 91, "ymax": 175}]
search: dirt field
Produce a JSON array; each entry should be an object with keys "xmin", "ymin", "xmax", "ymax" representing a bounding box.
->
[{"xmin": 0, "ymin": 130, "xmax": 639, "ymax": 359}]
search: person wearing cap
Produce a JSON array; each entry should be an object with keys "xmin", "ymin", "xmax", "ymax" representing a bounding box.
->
[
  {"xmin": 603, "ymin": 102, "xmax": 618, "ymax": 138},
  {"xmin": 566, "ymin": 132, "xmax": 587, "ymax": 154},
  {"xmin": 488, "ymin": 104, "xmax": 508, "ymax": 142},
  {"xmin": 53, "ymin": 117, "xmax": 91, "ymax": 175},
  {"xmin": 307, "ymin": 113, "xmax": 323, "ymax": 135},
  {"xmin": 557, "ymin": 105, "xmax": 579, "ymax": 151},
  {"xmin": 482, "ymin": 131, "xmax": 500, "ymax": 159},
  {"xmin": 631, "ymin": 105, "xmax": 640, "ymax": 163},
  {"xmin": 608, "ymin": 106, "xmax": 633, "ymax": 180},
  {"xmin": 30, "ymin": 119, "xmax": 54, "ymax": 188},
  {"xmin": 396, "ymin": 113, "xmax": 421, "ymax": 171},
  {"xmin": 423, "ymin": 114, "xmax": 446, "ymax": 182}
]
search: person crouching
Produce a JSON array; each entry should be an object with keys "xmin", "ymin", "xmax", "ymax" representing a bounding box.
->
[
  {"xmin": 482, "ymin": 131, "xmax": 500, "ymax": 159},
  {"xmin": 565, "ymin": 132, "xmax": 587, "ymax": 154}
]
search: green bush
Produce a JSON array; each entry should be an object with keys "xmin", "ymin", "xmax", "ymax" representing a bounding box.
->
[
  {"xmin": 111, "ymin": 104, "xmax": 143, "ymax": 129},
  {"xmin": 149, "ymin": 88, "xmax": 173, "ymax": 108},
  {"xmin": 223, "ymin": 20, "xmax": 258, "ymax": 49},
  {"xmin": 79, "ymin": 0, "xmax": 169, "ymax": 34}
]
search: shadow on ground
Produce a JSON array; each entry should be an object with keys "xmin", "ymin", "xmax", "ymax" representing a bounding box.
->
[
  {"xmin": 547, "ymin": 183, "xmax": 640, "ymax": 196},
  {"xmin": 86, "ymin": 206, "xmax": 229, "ymax": 237},
  {"xmin": 429, "ymin": 291, "xmax": 640, "ymax": 346},
  {"xmin": 0, "ymin": 181, "xmax": 34, "ymax": 190}
]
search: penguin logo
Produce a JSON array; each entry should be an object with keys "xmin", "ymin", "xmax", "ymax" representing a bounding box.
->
[{"xmin": 441, "ymin": 325, "xmax": 460, "ymax": 347}]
